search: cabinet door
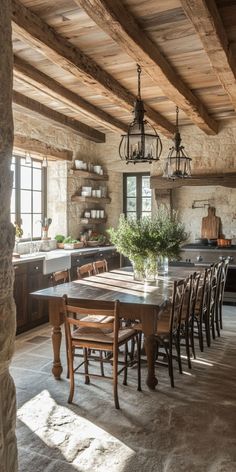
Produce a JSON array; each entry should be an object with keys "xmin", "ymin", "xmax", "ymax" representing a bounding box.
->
[
  {"xmin": 14, "ymin": 265, "xmax": 28, "ymax": 334},
  {"xmin": 94, "ymin": 250, "xmax": 120, "ymax": 271},
  {"xmin": 110, "ymin": 251, "xmax": 120, "ymax": 270},
  {"xmin": 27, "ymin": 261, "xmax": 48, "ymax": 327}
]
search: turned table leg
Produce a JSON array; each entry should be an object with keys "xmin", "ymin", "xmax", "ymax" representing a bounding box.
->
[
  {"xmin": 49, "ymin": 300, "xmax": 64, "ymax": 379},
  {"xmin": 144, "ymin": 334, "xmax": 158, "ymax": 389},
  {"xmin": 140, "ymin": 306, "xmax": 158, "ymax": 390}
]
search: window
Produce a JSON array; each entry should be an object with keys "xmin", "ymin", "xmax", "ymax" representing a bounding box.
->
[
  {"xmin": 123, "ymin": 173, "xmax": 151, "ymax": 219},
  {"xmin": 11, "ymin": 155, "xmax": 46, "ymax": 239}
]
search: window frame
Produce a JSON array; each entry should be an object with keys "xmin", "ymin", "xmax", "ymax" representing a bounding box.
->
[
  {"xmin": 123, "ymin": 172, "xmax": 151, "ymax": 219},
  {"xmin": 11, "ymin": 154, "xmax": 47, "ymax": 241}
]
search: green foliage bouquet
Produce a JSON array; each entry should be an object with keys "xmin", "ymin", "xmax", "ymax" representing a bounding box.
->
[
  {"xmin": 150, "ymin": 206, "xmax": 188, "ymax": 259},
  {"xmin": 108, "ymin": 207, "xmax": 188, "ymax": 279}
]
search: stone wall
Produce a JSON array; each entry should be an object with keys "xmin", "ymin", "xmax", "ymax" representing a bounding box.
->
[{"xmin": 13, "ymin": 110, "xmax": 236, "ymax": 241}]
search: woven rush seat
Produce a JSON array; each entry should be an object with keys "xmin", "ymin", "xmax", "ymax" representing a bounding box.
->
[
  {"xmin": 78, "ymin": 314, "xmax": 114, "ymax": 324},
  {"xmin": 156, "ymin": 318, "xmax": 170, "ymax": 335},
  {"xmin": 71, "ymin": 326, "xmax": 136, "ymax": 344}
]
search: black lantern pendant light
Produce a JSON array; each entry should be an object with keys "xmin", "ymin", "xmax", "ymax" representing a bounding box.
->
[
  {"xmin": 119, "ymin": 64, "xmax": 162, "ymax": 164},
  {"xmin": 163, "ymin": 106, "xmax": 192, "ymax": 179}
]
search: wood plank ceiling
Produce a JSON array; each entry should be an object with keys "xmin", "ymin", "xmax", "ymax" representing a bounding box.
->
[{"xmin": 11, "ymin": 0, "xmax": 236, "ymax": 142}]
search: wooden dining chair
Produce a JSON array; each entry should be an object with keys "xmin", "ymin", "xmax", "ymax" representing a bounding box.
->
[
  {"xmin": 93, "ymin": 259, "xmax": 108, "ymax": 274},
  {"xmin": 214, "ymin": 258, "xmax": 230, "ymax": 334},
  {"xmin": 77, "ymin": 262, "xmax": 95, "ymax": 279},
  {"xmin": 63, "ymin": 296, "xmax": 141, "ymax": 409},
  {"xmin": 155, "ymin": 277, "xmax": 189, "ymax": 387},
  {"xmin": 179, "ymin": 272, "xmax": 201, "ymax": 368},
  {"xmin": 51, "ymin": 269, "xmax": 70, "ymax": 285},
  {"xmin": 193, "ymin": 267, "xmax": 213, "ymax": 349}
]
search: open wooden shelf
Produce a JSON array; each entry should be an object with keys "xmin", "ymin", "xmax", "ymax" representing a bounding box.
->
[
  {"xmin": 80, "ymin": 218, "xmax": 107, "ymax": 225},
  {"xmin": 70, "ymin": 169, "xmax": 108, "ymax": 181},
  {"xmin": 72, "ymin": 195, "xmax": 111, "ymax": 203}
]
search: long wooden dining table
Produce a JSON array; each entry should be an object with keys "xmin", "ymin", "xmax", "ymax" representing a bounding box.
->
[{"xmin": 31, "ymin": 266, "xmax": 198, "ymax": 389}]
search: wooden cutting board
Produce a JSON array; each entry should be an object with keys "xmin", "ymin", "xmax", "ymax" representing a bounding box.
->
[{"xmin": 201, "ymin": 207, "xmax": 221, "ymax": 239}]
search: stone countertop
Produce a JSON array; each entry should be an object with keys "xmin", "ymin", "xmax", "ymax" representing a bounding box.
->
[
  {"xmin": 12, "ymin": 245, "xmax": 116, "ymax": 265},
  {"xmin": 181, "ymin": 244, "xmax": 236, "ymax": 252}
]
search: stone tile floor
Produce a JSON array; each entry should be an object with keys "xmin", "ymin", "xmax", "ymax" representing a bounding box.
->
[{"xmin": 11, "ymin": 306, "xmax": 236, "ymax": 471}]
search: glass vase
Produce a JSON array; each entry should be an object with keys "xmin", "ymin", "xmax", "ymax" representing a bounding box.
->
[
  {"xmin": 144, "ymin": 255, "xmax": 157, "ymax": 285},
  {"xmin": 131, "ymin": 258, "xmax": 145, "ymax": 282},
  {"xmin": 157, "ymin": 255, "xmax": 169, "ymax": 275}
]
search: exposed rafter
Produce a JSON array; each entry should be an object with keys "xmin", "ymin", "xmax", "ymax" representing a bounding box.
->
[
  {"xmin": 180, "ymin": 0, "xmax": 236, "ymax": 110},
  {"xmin": 13, "ymin": 135, "xmax": 73, "ymax": 161},
  {"xmin": 11, "ymin": 0, "xmax": 175, "ymax": 137},
  {"xmin": 151, "ymin": 173, "xmax": 236, "ymax": 190},
  {"xmin": 14, "ymin": 55, "xmax": 128, "ymax": 133},
  {"xmin": 13, "ymin": 91, "xmax": 105, "ymax": 143},
  {"xmin": 76, "ymin": 0, "xmax": 218, "ymax": 135}
]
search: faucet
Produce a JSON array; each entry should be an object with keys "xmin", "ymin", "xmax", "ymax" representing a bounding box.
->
[{"xmin": 28, "ymin": 234, "xmax": 36, "ymax": 255}]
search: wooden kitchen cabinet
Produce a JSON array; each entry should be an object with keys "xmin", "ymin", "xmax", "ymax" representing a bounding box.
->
[
  {"xmin": 71, "ymin": 252, "xmax": 95, "ymax": 280},
  {"xmin": 71, "ymin": 248, "xmax": 120, "ymax": 280},
  {"xmin": 14, "ymin": 264, "xmax": 28, "ymax": 334},
  {"xmin": 14, "ymin": 259, "xmax": 49, "ymax": 334},
  {"xmin": 27, "ymin": 260, "xmax": 48, "ymax": 328},
  {"xmin": 94, "ymin": 249, "xmax": 120, "ymax": 271}
]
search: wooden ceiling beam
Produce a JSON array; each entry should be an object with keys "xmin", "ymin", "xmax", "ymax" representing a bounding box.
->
[
  {"xmin": 11, "ymin": 0, "xmax": 175, "ymax": 137},
  {"xmin": 150, "ymin": 173, "xmax": 236, "ymax": 190},
  {"xmin": 14, "ymin": 135, "xmax": 73, "ymax": 161},
  {"xmin": 13, "ymin": 91, "xmax": 105, "ymax": 143},
  {"xmin": 13, "ymin": 55, "xmax": 128, "ymax": 133},
  {"xmin": 180, "ymin": 0, "xmax": 236, "ymax": 111},
  {"xmin": 76, "ymin": 0, "xmax": 218, "ymax": 135}
]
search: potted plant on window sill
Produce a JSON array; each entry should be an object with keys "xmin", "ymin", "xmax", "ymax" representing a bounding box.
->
[{"xmin": 108, "ymin": 207, "xmax": 188, "ymax": 283}]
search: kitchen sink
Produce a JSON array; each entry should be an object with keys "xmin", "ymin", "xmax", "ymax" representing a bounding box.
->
[
  {"xmin": 19, "ymin": 250, "xmax": 71, "ymax": 274},
  {"xmin": 43, "ymin": 251, "xmax": 71, "ymax": 275}
]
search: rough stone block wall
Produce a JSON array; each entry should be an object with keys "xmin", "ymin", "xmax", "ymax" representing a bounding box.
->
[{"xmin": 13, "ymin": 111, "xmax": 236, "ymax": 240}]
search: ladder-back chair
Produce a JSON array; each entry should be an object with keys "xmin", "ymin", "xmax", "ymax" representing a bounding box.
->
[
  {"xmin": 93, "ymin": 259, "xmax": 108, "ymax": 274},
  {"xmin": 155, "ymin": 277, "xmax": 189, "ymax": 387},
  {"xmin": 77, "ymin": 263, "xmax": 95, "ymax": 279},
  {"xmin": 63, "ymin": 296, "xmax": 141, "ymax": 409}
]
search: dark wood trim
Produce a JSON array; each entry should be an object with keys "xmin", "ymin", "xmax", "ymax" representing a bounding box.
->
[
  {"xmin": 151, "ymin": 173, "xmax": 236, "ymax": 190},
  {"xmin": 71, "ymin": 195, "xmax": 111, "ymax": 203},
  {"xmin": 12, "ymin": 153, "xmax": 46, "ymax": 239},
  {"xmin": 123, "ymin": 172, "xmax": 150, "ymax": 218},
  {"xmin": 14, "ymin": 135, "xmax": 73, "ymax": 161}
]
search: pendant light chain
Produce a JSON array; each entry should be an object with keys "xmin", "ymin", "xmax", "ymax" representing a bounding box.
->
[
  {"xmin": 176, "ymin": 106, "xmax": 179, "ymax": 131},
  {"xmin": 119, "ymin": 65, "xmax": 162, "ymax": 164},
  {"xmin": 137, "ymin": 64, "xmax": 141, "ymax": 100}
]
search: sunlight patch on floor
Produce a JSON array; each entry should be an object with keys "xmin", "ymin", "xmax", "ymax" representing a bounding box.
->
[{"xmin": 17, "ymin": 390, "xmax": 134, "ymax": 471}]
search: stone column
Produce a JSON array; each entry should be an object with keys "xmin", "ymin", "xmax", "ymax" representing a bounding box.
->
[{"xmin": 0, "ymin": 1, "xmax": 18, "ymax": 470}]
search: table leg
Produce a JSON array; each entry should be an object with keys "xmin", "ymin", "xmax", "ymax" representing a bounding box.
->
[
  {"xmin": 49, "ymin": 300, "xmax": 63, "ymax": 380},
  {"xmin": 144, "ymin": 334, "xmax": 158, "ymax": 389}
]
